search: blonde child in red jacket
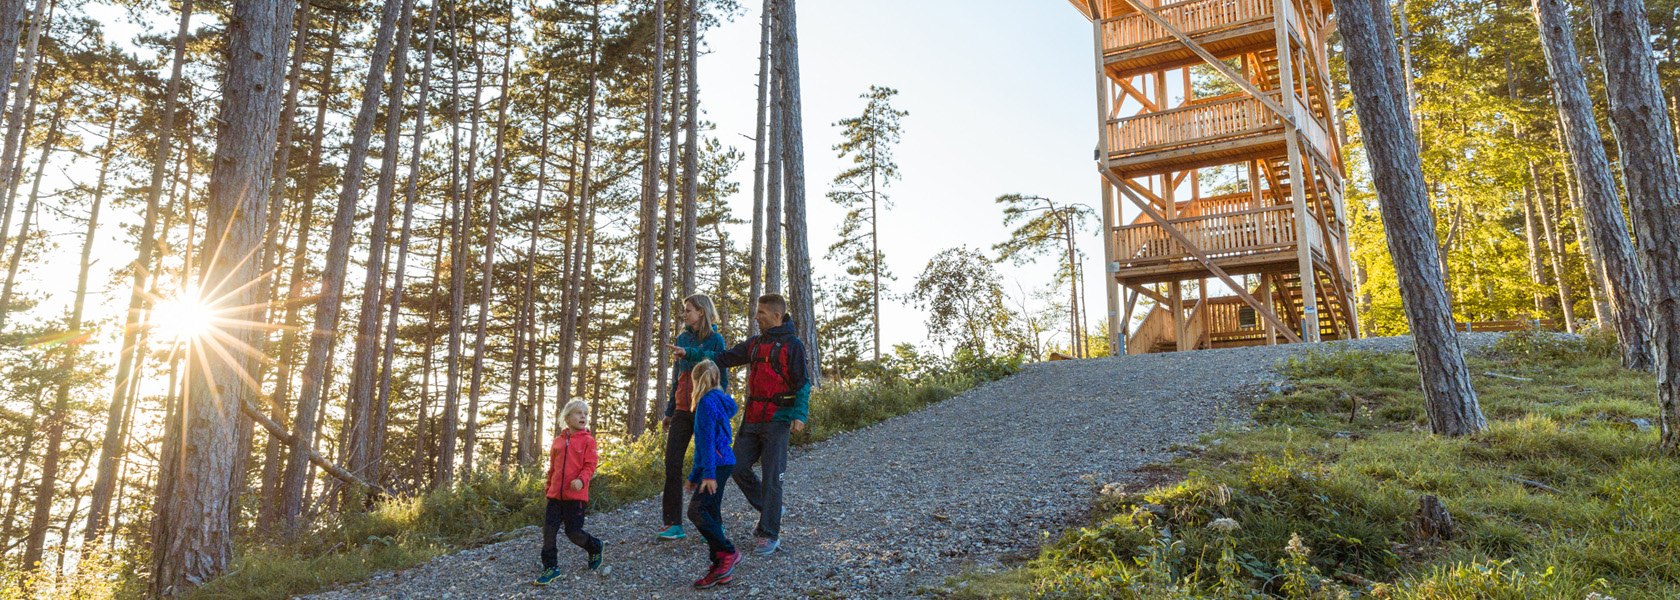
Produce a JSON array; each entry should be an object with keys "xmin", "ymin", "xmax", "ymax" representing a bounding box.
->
[{"xmin": 534, "ymin": 400, "xmax": 606, "ymax": 585}]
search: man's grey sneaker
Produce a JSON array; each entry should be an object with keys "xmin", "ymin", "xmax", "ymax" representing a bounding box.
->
[{"xmin": 753, "ymin": 536, "xmax": 780, "ymax": 556}]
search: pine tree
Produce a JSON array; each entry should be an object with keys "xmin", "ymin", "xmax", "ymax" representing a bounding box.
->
[{"xmin": 824, "ymin": 85, "xmax": 904, "ymax": 369}]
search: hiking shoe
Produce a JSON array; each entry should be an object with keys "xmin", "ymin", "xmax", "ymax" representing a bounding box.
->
[
  {"xmin": 588, "ymin": 542, "xmax": 606, "ymax": 571},
  {"xmin": 657, "ymin": 525, "xmax": 687, "ymax": 540},
  {"xmin": 716, "ymin": 549, "xmax": 742, "ymax": 577},
  {"xmin": 754, "ymin": 537, "xmax": 780, "ymax": 556},
  {"xmin": 533, "ymin": 567, "xmax": 564, "ymax": 586},
  {"xmin": 693, "ymin": 550, "xmax": 741, "ymax": 589}
]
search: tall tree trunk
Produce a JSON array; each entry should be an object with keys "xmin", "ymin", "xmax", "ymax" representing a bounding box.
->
[
  {"xmin": 748, "ymin": 0, "xmax": 773, "ymax": 337},
  {"xmin": 1588, "ymin": 0, "xmax": 1680, "ymax": 452},
  {"xmin": 152, "ymin": 0, "xmax": 295, "ymax": 592},
  {"xmin": 345, "ymin": 0, "xmax": 417, "ymax": 485},
  {"xmin": 658, "ymin": 0, "xmax": 682, "ymax": 407},
  {"xmin": 21, "ymin": 109, "xmax": 113, "ymax": 571},
  {"xmin": 1534, "ymin": 0, "xmax": 1652, "ymax": 369},
  {"xmin": 439, "ymin": 2, "xmax": 484, "ymax": 488},
  {"xmin": 569, "ymin": 8, "xmax": 604, "ymax": 416},
  {"xmin": 681, "ymin": 0, "xmax": 700, "ymax": 296},
  {"xmin": 1522, "ymin": 189, "xmax": 1547, "ymax": 316},
  {"xmin": 0, "ymin": 101, "xmax": 58, "ymax": 326},
  {"xmin": 509, "ymin": 93, "xmax": 550, "ymax": 468},
  {"xmin": 630, "ymin": 0, "xmax": 665, "ymax": 439},
  {"xmin": 777, "ymin": 0, "xmax": 819, "ymax": 384},
  {"xmin": 1532, "ymin": 163, "xmax": 1577, "ymax": 332},
  {"xmin": 465, "ymin": 17, "xmax": 515, "ymax": 471},
  {"xmin": 87, "ymin": 0, "xmax": 196, "ymax": 542},
  {"xmin": 764, "ymin": 19, "xmax": 785, "ymax": 295},
  {"xmin": 0, "ymin": 0, "xmax": 51, "ymax": 251},
  {"xmin": 1331, "ymin": 0, "xmax": 1485, "ymax": 436},
  {"xmin": 261, "ymin": 20, "xmax": 340, "ymax": 527},
  {"xmin": 380, "ymin": 0, "xmax": 442, "ymax": 487},
  {"xmin": 280, "ymin": 0, "xmax": 405, "ymax": 529}
]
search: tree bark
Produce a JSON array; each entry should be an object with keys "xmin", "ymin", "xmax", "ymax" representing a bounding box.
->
[
  {"xmin": 764, "ymin": 18, "xmax": 785, "ymax": 295},
  {"xmin": 630, "ymin": 0, "xmax": 666, "ymax": 439},
  {"xmin": 260, "ymin": 19, "xmax": 340, "ymax": 527},
  {"xmin": 1532, "ymin": 0, "xmax": 1653, "ymax": 367},
  {"xmin": 439, "ymin": 3, "xmax": 484, "ymax": 488},
  {"xmin": 21, "ymin": 109, "xmax": 113, "ymax": 570},
  {"xmin": 0, "ymin": 102, "xmax": 58, "ymax": 326},
  {"xmin": 1532, "ymin": 163, "xmax": 1577, "ymax": 332},
  {"xmin": 464, "ymin": 16, "xmax": 515, "ymax": 473},
  {"xmin": 87, "ymin": 0, "xmax": 196, "ymax": 542},
  {"xmin": 777, "ymin": 0, "xmax": 819, "ymax": 384},
  {"xmin": 681, "ymin": 0, "xmax": 700, "ymax": 297},
  {"xmin": 748, "ymin": 0, "xmax": 772, "ymax": 337},
  {"xmin": 379, "ymin": 0, "xmax": 442, "ymax": 486},
  {"xmin": 151, "ymin": 0, "xmax": 295, "ymax": 592},
  {"xmin": 0, "ymin": 0, "xmax": 52, "ymax": 251},
  {"xmin": 280, "ymin": 0, "xmax": 405, "ymax": 530},
  {"xmin": 1332, "ymin": 0, "xmax": 1484, "ymax": 436},
  {"xmin": 345, "ymin": 0, "xmax": 417, "ymax": 486},
  {"xmin": 1588, "ymin": 0, "xmax": 1680, "ymax": 452}
]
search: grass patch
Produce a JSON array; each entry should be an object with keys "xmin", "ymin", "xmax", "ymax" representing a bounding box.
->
[
  {"xmin": 187, "ymin": 366, "xmax": 1015, "ymax": 600},
  {"xmin": 953, "ymin": 330, "xmax": 1676, "ymax": 599}
]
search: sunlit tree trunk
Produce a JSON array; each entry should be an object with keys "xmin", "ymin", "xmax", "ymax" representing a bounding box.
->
[
  {"xmin": 152, "ymin": 0, "xmax": 295, "ymax": 591},
  {"xmin": 464, "ymin": 13, "xmax": 515, "ymax": 475},
  {"xmin": 21, "ymin": 110, "xmax": 112, "ymax": 571},
  {"xmin": 86, "ymin": 0, "xmax": 196, "ymax": 542},
  {"xmin": 281, "ymin": 0, "xmax": 405, "ymax": 529},
  {"xmin": 261, "ymin": 20, "xmax": 340, "ymax": 525},
  {"xmin": 345, "ymin": 0, "xmax": 417, "ymax": 487},
  {"xmin": 748, "ymin": 0, "xmax": 773, "ymax": 337}
]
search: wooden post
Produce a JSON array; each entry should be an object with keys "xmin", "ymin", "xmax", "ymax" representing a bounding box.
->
[
  {"xmin": 1275, "ymin": 0, "xmax": 1319, "ymax": 343},
  {"xmin": 1089, "ymin": 4, "xmax": 1121, "ymax": 356}
]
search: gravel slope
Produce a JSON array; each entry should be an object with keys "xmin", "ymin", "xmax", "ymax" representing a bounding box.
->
[{"xmin": 302, "ymin": 335, "xmax": 1502, "ymax": 599}]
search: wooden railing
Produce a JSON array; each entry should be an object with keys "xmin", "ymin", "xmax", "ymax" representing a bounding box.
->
[
  {"xmin": 1113, "ymin": 205, "xmax": 1306, "ymax": 268},
  {"xmin": 1107, "ymin": 92, "xmax": 1284, "ymax": 156},
  {"xmin": 1101, "ymin": 0, "xmax": 1275, "ymax": 53}
]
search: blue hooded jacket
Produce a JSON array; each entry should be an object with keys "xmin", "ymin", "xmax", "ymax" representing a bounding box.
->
[
  {"xmin": 667, "ymin": 324, "xmax": 730, "ymax": 417},
  {"xmin": 688, "ymin": 388, "xmax": 738, "ymax": 483}
]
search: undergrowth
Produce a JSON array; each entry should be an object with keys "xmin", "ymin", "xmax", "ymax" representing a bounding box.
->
[{"xmin": 954, "ymin": 330, "xmax": 1676, "ymax": 599}]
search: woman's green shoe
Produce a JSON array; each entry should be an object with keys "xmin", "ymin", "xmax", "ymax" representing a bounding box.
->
[
  {"xmin": 657, "ymin": 525, "xmax": 686, "ymax": 540},
  {"xmin": 533, "ymin": 567, "xmax": 564, "ymax": 586}
]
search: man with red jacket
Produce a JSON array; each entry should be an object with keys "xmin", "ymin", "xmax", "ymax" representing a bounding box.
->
[{"xmin": 675, "ymin": 294, "xmax": 808, "ymax": 556}]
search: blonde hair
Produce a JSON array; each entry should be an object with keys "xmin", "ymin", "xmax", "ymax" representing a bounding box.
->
[
  {"xmin": 558, "ymin": 400, "xmax": 590, "ymax": 431},
  {"xmin": 690, "ymin": 360, "xmax": 721, "ymax": 407},
  {"xmin": 685, "ymin": 294, "xmax": 719, "ymax": 334}
]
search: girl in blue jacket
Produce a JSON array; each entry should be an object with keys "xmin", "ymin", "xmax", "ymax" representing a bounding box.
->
[
  {"xmin": 658, "ymin": 295, "xmax": 729, "ymax": 540},
  {"xmin": 686, "ymin": 361, "xmax": 740, "ymax": 588}
]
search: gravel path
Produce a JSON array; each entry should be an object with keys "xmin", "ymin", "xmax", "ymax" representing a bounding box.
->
[{"xmin": 303, "ymin": 334, "xmax": 1503, "ymax": 600}]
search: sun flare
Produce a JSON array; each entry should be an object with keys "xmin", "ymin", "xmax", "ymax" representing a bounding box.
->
[{"xmin": 150, "ymin": 293, "xmax": 217, "ymax": 344}]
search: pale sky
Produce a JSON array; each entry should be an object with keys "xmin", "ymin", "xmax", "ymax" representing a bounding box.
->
[
  {"xmin": 43, "ymin": 0, "xmax": 1111, "ymax": 365},
  {"xmin": 697, "ymin": 0, "xmax": 1108, "ymax": 351}
]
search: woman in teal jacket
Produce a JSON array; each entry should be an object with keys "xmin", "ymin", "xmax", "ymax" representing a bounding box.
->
[{"xmin": 656, "ymin": 294, "xmax": 729, "ymax": 540}]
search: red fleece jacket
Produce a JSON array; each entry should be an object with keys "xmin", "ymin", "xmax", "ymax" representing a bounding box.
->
[{"xmin": 546, "ymin": 428, "xmax": 598, "ymax": 501}]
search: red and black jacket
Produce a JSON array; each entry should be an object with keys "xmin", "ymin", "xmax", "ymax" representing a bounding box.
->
[{"xmin": 713, "ymin": 318, "xmax": 808, "ymax": 424}]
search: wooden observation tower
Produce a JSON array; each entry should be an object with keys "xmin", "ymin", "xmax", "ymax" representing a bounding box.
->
[{"xmin": 1061, "ymin": 0, "xmax": 1358, "ymax": 354}]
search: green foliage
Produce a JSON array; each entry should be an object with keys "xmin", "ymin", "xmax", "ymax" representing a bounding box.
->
[
  {"xmin": 911, "ymin": 246, "xmax": 1017, "ymax": 359},
  {"xmin": 956, "ymin": 338, "xmax": 1679, "ymax": 599}
]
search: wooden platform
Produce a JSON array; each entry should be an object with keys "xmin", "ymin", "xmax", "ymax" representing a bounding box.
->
[{"xmin": 1110, "ymin": 203, "xmax": 1324, "ymax": 285}]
